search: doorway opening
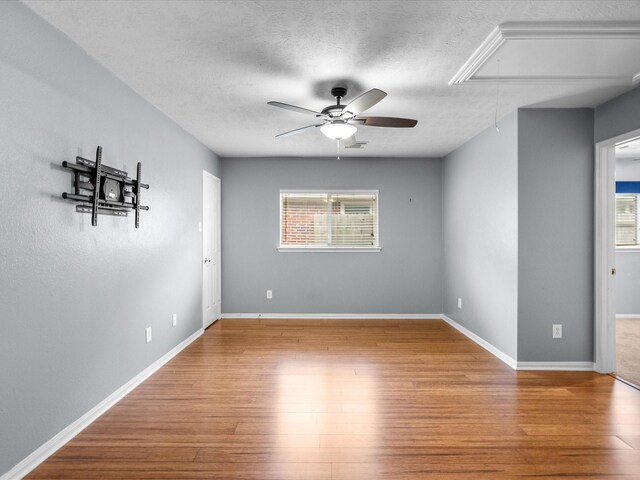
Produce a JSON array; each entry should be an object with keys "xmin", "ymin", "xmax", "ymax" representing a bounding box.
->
[
  {"xmin": 613, "ymin": 137, "xmax": 640, "ymax": 387},
  {"xmin": 595, "ymin": 128, "xmax": 640, "ymax": 389}
]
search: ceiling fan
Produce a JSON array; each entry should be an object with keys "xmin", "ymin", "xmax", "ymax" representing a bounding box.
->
[{"xmin": 267, "ymin": 87, "xmax": 417, "ymax": 150}]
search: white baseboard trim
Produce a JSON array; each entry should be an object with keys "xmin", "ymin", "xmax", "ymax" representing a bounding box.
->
[
  {"xmin": 221, "ymin": 313, "xmax": 442, "ymax": 319},
  {"xmin": 616, "ymin": 314, "xmax": 640, "ymax": 319},
  {"xmin": 516, "ymin": 361, "xmax": 595, "ymax": 371},
  {"xmin": 1, "ymin": 328, "xmax": 204, "ymax": 480},
  {"xmin": 440, "ymin": 314, "xmax": 518, "ymax": 369},
  {"xmin": 222, "ymin": 314, "xmax": 596, "ymax": 372}
]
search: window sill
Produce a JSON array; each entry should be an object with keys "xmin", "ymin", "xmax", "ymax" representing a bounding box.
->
[
  {"xmin": 616, "ymin": 247, "xmax": 640, "ymax": 252},
  {"xmin": 277, "ymin": 246, "xmax": 381, "ymax": 253}
]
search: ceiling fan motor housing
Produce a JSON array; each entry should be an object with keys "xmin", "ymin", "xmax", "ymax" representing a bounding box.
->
[{"xmin": 321, "ymin": 105, "xmax": 345, "ymax": 117}]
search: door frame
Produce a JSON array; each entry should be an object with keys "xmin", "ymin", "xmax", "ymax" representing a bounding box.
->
[
  {"xmin": 202, "ymin": 169, "xmax": 221, "ymax": 328},
  {"xmin": 594, "ymin": 127, "xmax": 640, "ymax": 373}
]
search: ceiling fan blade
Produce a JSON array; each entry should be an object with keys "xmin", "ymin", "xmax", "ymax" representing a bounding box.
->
[
  {"xmin": 358, "ymin": 116, "xmax": 418, "ymax": 128},
  {"xmin": 268, "ymin": 101, "xmax": 324, "ymax": 117},
  {"xmin": 341, "ymin": 88, "xmax": 387, "ymax": 118},
  {"xmin": 275, "ymin": 124, "xmax": 322, "ymax": 138}
]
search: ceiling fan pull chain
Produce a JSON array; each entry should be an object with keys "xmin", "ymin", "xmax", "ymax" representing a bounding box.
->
[{"xmin": 337, "ymin": 140, "xmax": 340, "ymax": 160}]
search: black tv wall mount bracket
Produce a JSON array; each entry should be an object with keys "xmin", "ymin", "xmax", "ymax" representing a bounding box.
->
[{"xmin": 62, "ymin": 146, "xmax": 149, "ymax": 228}]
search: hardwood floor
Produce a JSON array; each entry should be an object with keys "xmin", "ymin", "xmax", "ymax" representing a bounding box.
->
[
  {"xmin": 27, "ymin": 319, "xmax": 640, "ymax": 479},
  {"xmin": 617, "ymin": 317, "xmax": 640, "ymax": 388}
]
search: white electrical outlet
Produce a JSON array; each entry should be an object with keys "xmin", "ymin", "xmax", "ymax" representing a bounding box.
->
[
  {"xmin": 145, "ymin": 326, "xmax": 152, "ymax": 343},
  {"xmin": 457, "ymin": 298, "xmax": 462, "ymax": 309},
  {"xmin": 266, "ymin": 290, "xmax": 273, "ymax": 300},
  {"xmin": 553, "ymin": 324, "xmax": 562, "ymax": 339},
  {"xmin": 172, "ymin": 314, "xmax": 177, "ymax": 327}
]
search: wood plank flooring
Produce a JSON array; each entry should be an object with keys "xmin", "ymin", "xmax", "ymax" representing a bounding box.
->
[
  {"xmin": 27, "ymin": 319, "xmax": 640, "ymax": 479},
  {"xmin": 617, "ymin": 317, "xmax": 640, "ymax": 388}
]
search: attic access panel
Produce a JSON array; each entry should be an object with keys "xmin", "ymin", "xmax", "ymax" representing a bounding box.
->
[{"xmin": 450, "ymin": 22, "xmax": 640, "ymax": 86}]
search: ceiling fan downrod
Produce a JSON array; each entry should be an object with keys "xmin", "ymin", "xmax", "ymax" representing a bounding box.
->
[{"xmin": 331, "ymin": 87, "xmax": 347, "ymax": 107}]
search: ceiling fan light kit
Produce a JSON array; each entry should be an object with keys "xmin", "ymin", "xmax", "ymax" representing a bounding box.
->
[
  {"xmin": 320, "ymin": 121, "xmax": 357, "ymax": 140},
  {"xmin": 268, "ymin": 86, "xmax": 417, "ymax": 152}
]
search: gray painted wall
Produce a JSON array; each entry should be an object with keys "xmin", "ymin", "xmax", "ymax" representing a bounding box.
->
[
  {"xmin": 221, "ymin": 157, "xmax": 443, "ymax": 314},
  {"xmin": 616, "ymin": 252, "xmax": 640, "ymax": 314},
  {"xmin": 443, "ymin": 112, "xmax": 519, "ymax": 360},
  {"xmin": 616, "ymin": 158, "xmax": 640, "ymax": 181},
  {"xmin": 517, "ymin": 109, "xmax": 594, "ymax": 362},
  {"xmin": 595, "ymin": 86, "xmax": 640, "ymax": 143},
  {"xmin": 0, "ymin": 3, "xmax": 219, "ymax": 475},
  {"xmin": 615, "ymin": 159, "xmax": 640, "ymax": 314}
]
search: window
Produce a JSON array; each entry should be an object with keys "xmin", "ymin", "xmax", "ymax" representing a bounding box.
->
[
  {"xmin": 279, "ymin": 190, "xmax": 379, "ymax": 251},
  {"xmin": 616, "ymin": 194, "xmax": 638, "ymax": 247}
]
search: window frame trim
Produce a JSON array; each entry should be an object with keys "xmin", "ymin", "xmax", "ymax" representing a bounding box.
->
[{"xmin": 278, "ymin": 189, "xmax": 380, "ymax": 252}]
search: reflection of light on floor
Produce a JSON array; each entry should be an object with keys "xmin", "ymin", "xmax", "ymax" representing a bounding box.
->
[
  {"xmin": 276, "ymin": 361, "xmax": 379, "ymax": 451},
  {"xmin": 277, "ymin": 365, "xmax": 326, "ymax": 428}
]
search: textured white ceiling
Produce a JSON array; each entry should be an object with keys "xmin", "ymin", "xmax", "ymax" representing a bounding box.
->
[{"xmin": 24, "ymin": 0, "xmax": 640, "ymax": 158}]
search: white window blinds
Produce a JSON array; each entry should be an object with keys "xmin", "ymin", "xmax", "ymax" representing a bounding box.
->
[
  {"xmin": 616, "ymin": 195, "xmax": 637, "ymax": 246},
  {"xmin": 280, "ymin": 191, "xmax": 378, "ymax": 248}
]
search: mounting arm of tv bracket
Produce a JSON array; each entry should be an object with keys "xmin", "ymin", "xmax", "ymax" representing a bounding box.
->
[{"xmin": 61, "ymin": 146, "xmax": 149, "ymax": 228}]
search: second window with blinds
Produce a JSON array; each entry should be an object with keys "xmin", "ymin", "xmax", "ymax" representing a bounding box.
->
[
  {"xmin": 279, "ymin": 190, "xmax": 380, "ymax": 252},
  {"xmin": 616, "ymin": 194, "xmax": 639, "ymax": 247}
]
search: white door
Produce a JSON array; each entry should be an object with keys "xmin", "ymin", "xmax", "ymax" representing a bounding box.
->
[{"xmin": 203, "ymin": 171, "xmax": 221, "ymax": 328}]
